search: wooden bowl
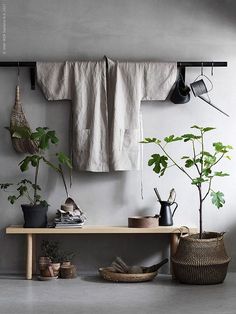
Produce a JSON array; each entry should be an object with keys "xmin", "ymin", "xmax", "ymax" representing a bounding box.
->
[
  {"xmin": 99, "ymin": 268, "xmax": 158, "ymax": 283},
  {"xmin": 128, "ymin": 216, "xmax": 159, "ymax": 228}
]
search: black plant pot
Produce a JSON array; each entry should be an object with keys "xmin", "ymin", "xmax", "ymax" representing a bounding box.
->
[{"xmin": 21, "ymin": 204, "xmax": 48, "ymax": 228}]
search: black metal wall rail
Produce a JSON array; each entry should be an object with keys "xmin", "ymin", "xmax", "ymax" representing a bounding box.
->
[{"xmin": 0, "ymin": 61, "xmax": 227, "ymax": 90}]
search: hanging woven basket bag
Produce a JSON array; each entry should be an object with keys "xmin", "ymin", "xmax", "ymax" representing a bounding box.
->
[{"xmin": 9, "ymin": 85, "xmax": 38, "ymax": 154}]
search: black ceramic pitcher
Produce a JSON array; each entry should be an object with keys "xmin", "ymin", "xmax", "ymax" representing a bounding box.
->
[{"xmin": 159, "ymin": 201, "xmax": 178, "ymax": 226}]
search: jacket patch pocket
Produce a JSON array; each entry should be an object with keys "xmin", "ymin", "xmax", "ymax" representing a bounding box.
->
[
  {"xmin": 121, "ymin": 129, "xmax": 140, "ymax": 152},
  {"xmin": 76, "ymin": 129, "xmax": 90, "ymax": 155}
]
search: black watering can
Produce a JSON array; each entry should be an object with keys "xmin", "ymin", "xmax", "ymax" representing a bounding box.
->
[
  {"xmin": 159, "ymin": 201, "xmax": 178, "ymax": 226},
  {"xmin": 190, "ymin": 74, "xmax": 229, "ymax": 117}
]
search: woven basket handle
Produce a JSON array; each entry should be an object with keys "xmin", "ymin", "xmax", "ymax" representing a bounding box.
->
[{"xmin": 179, "ymin": 226, "xmax": 190, "ymax": 237}]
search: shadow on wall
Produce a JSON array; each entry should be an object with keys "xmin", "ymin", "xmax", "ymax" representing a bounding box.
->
[
  {"xmin": 173, "ymin": 0, "xmax": 236, "ymax": 27},
  {"xmin": 225, "ymin": 225, "xmax": 236, "ymax": 272},
  {"xmin": 35, "ymin": 233, "xmax": 170, "ymax": 274}
]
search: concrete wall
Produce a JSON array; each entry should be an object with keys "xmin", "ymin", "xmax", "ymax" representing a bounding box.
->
[{"xmin": 0, "ymin": 0, "xmax": 236, "ymax": 274}]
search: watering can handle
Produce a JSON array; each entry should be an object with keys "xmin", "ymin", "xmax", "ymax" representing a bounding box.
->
[{"xmin": 171, "ymin": 202, "xmax": 178, "ymax": 217}]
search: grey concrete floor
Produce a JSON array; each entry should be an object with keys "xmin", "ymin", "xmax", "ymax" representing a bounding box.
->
[{"xmin": 0, "ymin": 273, "xmax": 235, "ymax": 314}]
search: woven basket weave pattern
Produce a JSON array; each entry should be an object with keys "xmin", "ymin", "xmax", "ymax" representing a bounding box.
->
[
  {"xmin": 172, "ymin": 232, "xmax": 230, "ymax": 284},
  {"xmin": 10, "ymin": 85, "xmax": 38, "ymax": 154}
]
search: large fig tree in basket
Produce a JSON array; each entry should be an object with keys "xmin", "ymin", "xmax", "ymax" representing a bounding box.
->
[{"xmin": 142, "ymin": 126, "xmax": 232, "ymax": 238}]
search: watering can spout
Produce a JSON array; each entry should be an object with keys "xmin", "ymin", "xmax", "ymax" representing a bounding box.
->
[{"xmin": 198, "ymin": 95, "xmax": 230, "ymax": 117}]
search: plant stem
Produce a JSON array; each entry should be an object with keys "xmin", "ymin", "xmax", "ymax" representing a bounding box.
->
[
  {"xmin": 202, "ymin": 177, "xmax": 213, "ymax": 202},
  {"xmin": 26, "ymin": 190, "xmax": 34, "ymax": 204},
  {"xmin": 34, "ymin": 160, "xmax": 40, "ymax": 205},
  {"xmin": 198, "ymin": 185, "xmax": 203, "ymax": 239},
  {"xmin": 192, "ymin": 140, "xmax": 201, "ymax": 176},
  {"xmin": 59, "ymin": 164, "xmax": 69, "ymax": 198},
  {"xmin": 200, "ymin": 131, "xmax": 204, "ymax": 175},
  {"xmin": 158, "ymin": 144, "xmax": 194, "ymax": 181},
  {"xmin": 211, "ymin": 153, "xmax": 225, "ymax": 168}
]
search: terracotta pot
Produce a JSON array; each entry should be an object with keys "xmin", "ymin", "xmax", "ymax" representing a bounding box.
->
[
  {"xmin": 40, "ymin": 267, "xmax": 54, "ymax": 277},
  {"xmin": 61, "ymin": 261, "xmax": 71, "ymax": 267},
  {"xmin": 60, "ymin": 265, "xmax": 77, "ymax": 279},
  {"xmin": 39, "ymin": 256, "xmax": 52, "ymax": 277},
  {"xmin": 51, "ymin": 263, "xmax": 61, "ymax": 276}
]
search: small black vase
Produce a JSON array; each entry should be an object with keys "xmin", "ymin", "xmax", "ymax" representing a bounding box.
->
[{"xmin": 21, "ymin": 204, "xmax": 48, "ymax": 228}]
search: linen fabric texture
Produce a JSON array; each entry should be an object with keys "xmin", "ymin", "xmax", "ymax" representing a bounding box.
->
[{"xmin": 37, "ymin": 59, "xmax": 177, "ymax": 172}]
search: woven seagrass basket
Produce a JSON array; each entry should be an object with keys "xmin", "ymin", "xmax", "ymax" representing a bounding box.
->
[
  {"xmin": 99, "ymin": 267, "xmax": 158, "ymax": 283},
  {"xmin": 172, "ymin": 232, "xmax": 230, "ymax": 285}
]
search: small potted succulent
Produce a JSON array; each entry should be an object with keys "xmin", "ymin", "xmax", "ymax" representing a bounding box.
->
[
  {"xmin": 142, "ymin": 125, "xmax": 232, "ymax": 284},
  {"xmin": 40, "ymin": 240, "xmax": 76, "ymax": 278},
  {"xmin": 0, "ymin": 127, "xmax": 72, "ymax": 228},
  {"xmin": 40, "ymin": 240, "xmax": 62, "ymax": 277}
]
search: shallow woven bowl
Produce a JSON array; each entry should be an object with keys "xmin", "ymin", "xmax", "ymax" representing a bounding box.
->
[{"xmin": 99, "ymin": 267, "xmax": 158, "ymax": 283}]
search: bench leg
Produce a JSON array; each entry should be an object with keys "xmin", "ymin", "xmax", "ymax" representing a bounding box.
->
[
  {"xmin": 32, "ymin": 235, "xmax": 37, "ymax": 276},
  {"xmin": 26, "ymin": 233, "xmax": 33, "ymax": 280},
  {"xmin": 170, "ymin": 233, "xmax": 180, "ymax": 279}
]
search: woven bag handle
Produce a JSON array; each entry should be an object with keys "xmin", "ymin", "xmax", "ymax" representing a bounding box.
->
[{"xmin": 179, "ymin": 226, "xmax": 190, "ymax": 237}]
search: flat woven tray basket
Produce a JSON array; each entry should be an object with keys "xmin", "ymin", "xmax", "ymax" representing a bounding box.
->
[{"xmin": 99, "ymin": 268, "xmax": 158, "ymax": 283}]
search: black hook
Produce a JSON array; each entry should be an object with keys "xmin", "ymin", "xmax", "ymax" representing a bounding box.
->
[
  {"xmin": 201, "ymin": 62, "xmax": 203, "ymax": 76},
  {"xmin": 179, "ymin": 66, "xmax": 186, "ymax": 82},
  {"xmin": 17, "ymin": 61, "xmax": 20, "ymax": 85},
  {"xmin": 30, "ymin": 67, "xmax": 36, "ymax": 90}
]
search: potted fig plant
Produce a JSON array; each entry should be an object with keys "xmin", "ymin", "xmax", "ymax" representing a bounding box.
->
[
  {"xmin": 0, "ymin": 127, "xmax": 72, "ymax": 228},
  {"xmin": 142, "ymin": 125, "xmax": 232, "ymax": 284}
]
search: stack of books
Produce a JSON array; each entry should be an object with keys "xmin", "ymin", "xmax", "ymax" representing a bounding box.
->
[{"xmin": 53, "ymin": 209, "xmax": 86, "ymax": 228}]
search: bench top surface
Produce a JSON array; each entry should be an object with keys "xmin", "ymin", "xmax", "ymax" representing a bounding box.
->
[{"xmin": 6, "ymin": 225, "xmax": 197, "ymax": 234}]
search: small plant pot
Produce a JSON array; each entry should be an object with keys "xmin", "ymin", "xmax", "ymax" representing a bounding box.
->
[
  {"xmin": 51, "ymin": 263, "xmax": 61, "ymax": 276},
  {"xmin": 40, "ymin": 267, "xmax": 54, "ymax": 277},
  {"xmin": 21, "ymin": 204, "xmax": 48, "ymax": 228},
  {"xmin": 39, "ymin": 256, "xmax": 51, "ymax": 270},
  {"xmin": 61, "ymin": 261, "xmax": 71, "ymax": 267},
  {"xmin": 60, "ymin": 265, "xmax": 77, "ymax": 279}
]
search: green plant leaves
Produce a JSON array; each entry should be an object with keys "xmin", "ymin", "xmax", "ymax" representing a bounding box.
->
[
  {"xmin": 214, "ymin": 171, "xmax": 229, "ymax": 177},
  {"xmin": 202, "ymin": 168, "xmax": 212, "ymax": 177},
  {"xmin": 56, "ymin": 152, "xmax": 73, "ymax": 169},
  {"xmin": 17, "ymin": 185, "xmax": 27, "ymax": 196},
  {"xmin": 213, "ymin": 142, "xmax": 233, "ymax": 154},
  {"xmin": 204, "ymin": 154, "xmax": 216, "ymax": 167},
  {"xmin": 31, "ymin": 127, "xmax": 59, "ymax": 150},
  {"xmin": 185, "ymin": 159, "xmax": 194, "ymax": 168},
  {"xmin": 211, "ymin": 191, "xmax": 225, "ymax": 209},
  {"xmin": 191, "ymin": 177, "xmax": 208, "ymax": 185},
  {"xmin": 19, "ymin": 156, "xmax": 31, "ymax": 172},
  {"xmin": 191, "ymin": 125, "xmax": 215, "ymax": 133},
  {"xmin": 19, "ymin": 156, "xmax": 41, "ymax": 172},
  {"xmin": 164, "ymin": 135, "xmax": 182, "ymax": 143},
  {"xmin": 5, "ymin": 126, "xmax": 32, "ymax": 139},
  {"xmin": 181, "ymin": 133, "xmax": 201, "ymax": 142},
  {"xmin": 141, "ymin": 138, "xmax": 161, "ymax": 144},
  {"xmin": 202, "ymin": 127, "xmax": 215, "ymax": 132},
  {"xmin": 148, "ymin": 154, "xmax": 168, "ymax": 176},
  {"xmin": 0, "ymin": 183, "xmax": 13, "ymax": 190},
  {"xmin": 8, "ymin": 195, "xmax": 17, "ymax": 204}
]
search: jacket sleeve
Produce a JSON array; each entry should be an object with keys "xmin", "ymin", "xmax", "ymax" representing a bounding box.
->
[{"xmin": 36, "ymin": 62, "xmax": 72, "ymax": 100}]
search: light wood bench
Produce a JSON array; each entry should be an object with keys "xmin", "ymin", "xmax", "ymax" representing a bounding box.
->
[{"xmin": 6, "ymin": 225, "xmax": 197, "ymax": 280}]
